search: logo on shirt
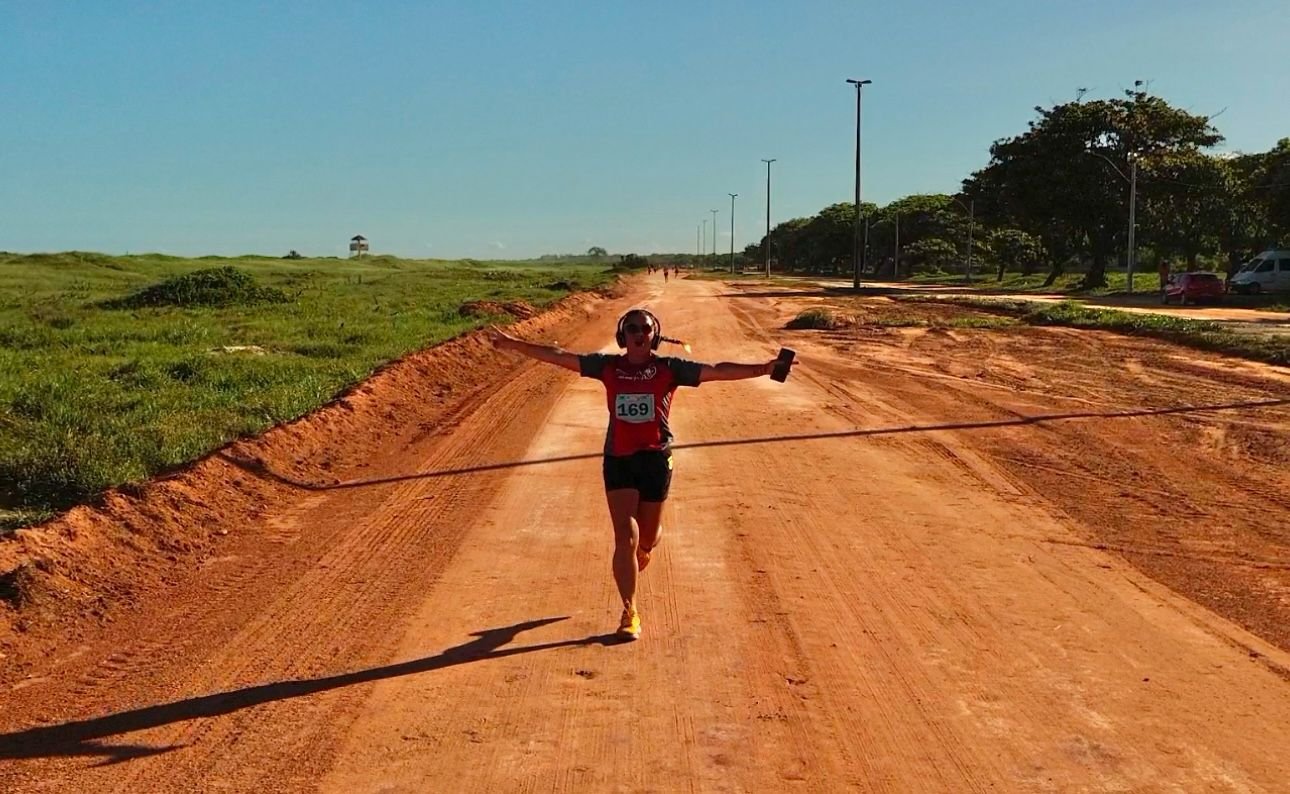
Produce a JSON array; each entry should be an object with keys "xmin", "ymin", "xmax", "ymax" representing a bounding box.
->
[{"xmin": 614, "ymin": 365, "xmax": 658, "ymax": 381}]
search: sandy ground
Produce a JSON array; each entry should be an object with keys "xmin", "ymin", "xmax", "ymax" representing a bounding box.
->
[{"xmin": 1, "ymin": 276, "xmax": 1289, "ymax": 792}]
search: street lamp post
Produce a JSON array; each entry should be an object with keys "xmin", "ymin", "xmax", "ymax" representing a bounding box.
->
[
  {"xmin": 728, "ymin": 193, "xmax": 738, "ymax": 274},
  {"xmin": 1127, "ymin": 157, "xmax": 1138, "ymax": 293},
  {"xmin": 697, "ymin": 223, "xmax": 701, "ymax": 257},
  {"xmin": 894, "ymin": 212, "xmax": 900, "ymax": 278},
  {"xmin": 710, "ymin": 209, "xmax": 719, "ymax": 256},
  {"xmin": 950, "ymin": 196, "xmax": 975, "ymax": 282},
  {"xmin": 762, "ymin": 158, "xmax": 776, "ymax": 278},
  {"xmin": 846, "ymin": 78, "xmax": 872, "ymax": 290},
  {"xmin": 1085, "ymin": 149, "xmax": 1139, "ymax": 294},
  {"xmin": 701, "ymin": 219, "xmax": 707, "ymax": 259},
  {"xmin": 864, "ymin": 215, "xmax": 870, "ymax": 272},
  {"xmin": 866, "ymin": 216, "xmax": 901, "ymax": 278}
]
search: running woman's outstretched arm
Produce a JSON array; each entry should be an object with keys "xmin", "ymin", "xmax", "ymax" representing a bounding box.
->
[
  {"xmin": 489, "ymin": 326, "xmax": 581, "ymax": 372},
  {"xmin": 698, "ymin": 357, "xmax": 793, "ymax": 382}
]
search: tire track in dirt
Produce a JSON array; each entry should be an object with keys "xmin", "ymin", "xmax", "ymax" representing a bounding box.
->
[
  {"xmin": 110, "ymin": 346, "xmax": 618, "ymax": 792},
  {"xmin": 728, "ymin": 283, "xmax": 1290, "ymax": 655}
]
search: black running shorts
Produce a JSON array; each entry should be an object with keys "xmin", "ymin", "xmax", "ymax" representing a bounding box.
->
[{"xmin": 602, "ymin": 450, "xmax": 673, "ymax": 502}]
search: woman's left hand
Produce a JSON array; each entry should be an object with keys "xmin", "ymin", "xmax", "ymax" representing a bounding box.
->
[{"xmin": 764, "ymin": 358, "xmax": 795, "ymax": 376}]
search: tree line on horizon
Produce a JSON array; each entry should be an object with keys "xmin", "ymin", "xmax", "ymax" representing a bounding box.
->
[{"xmin": 738, "ymin": 90, "xmax": 1290, "ymax": 288}]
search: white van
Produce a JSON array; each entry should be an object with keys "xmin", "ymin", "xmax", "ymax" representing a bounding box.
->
[{"xmin": 1230, "ymin": 249, "xmax": 1290, "ymax": 294}]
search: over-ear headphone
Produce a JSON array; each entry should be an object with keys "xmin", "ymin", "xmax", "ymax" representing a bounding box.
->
[{"xmin": 615, "ymin": 309, "xmax": 663, "ymax": 350}]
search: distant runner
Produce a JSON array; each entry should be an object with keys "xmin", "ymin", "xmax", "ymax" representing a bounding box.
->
[{"xmin": 490, "ymin": 308, "xmax": 792, "ymax": 640}]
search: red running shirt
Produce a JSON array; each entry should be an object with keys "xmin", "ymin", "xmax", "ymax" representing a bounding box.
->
[{"xmin": 578, "ymin": 353, "xmax": 703, "ymax": 456}]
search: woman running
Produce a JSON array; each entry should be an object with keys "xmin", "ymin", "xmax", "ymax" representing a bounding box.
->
[{"xmin": 490, "ymin": 308, "xmax": 791, "ymax": 640}]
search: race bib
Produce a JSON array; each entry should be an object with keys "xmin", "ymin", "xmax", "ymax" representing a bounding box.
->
[{"xmin": 614, "ymin": 393, "xmax": 656, "ymax": 424}]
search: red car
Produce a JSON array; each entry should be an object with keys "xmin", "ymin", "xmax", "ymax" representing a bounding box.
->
[{"xmin": 1162, "ymin": 272, "xmax": 1225, "ymax": 305}]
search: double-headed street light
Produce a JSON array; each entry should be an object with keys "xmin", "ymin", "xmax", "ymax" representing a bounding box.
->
[
  {"xmin": 846, "ymin": 78, "xmax": 872, "ymax": 290},
  {"xmin": 762, "ymin": 158, "xmax": 776, "ymax": 278},
  {"xmin": 866, "ymin": 215, "xmax": 900, "ymax": 278}
]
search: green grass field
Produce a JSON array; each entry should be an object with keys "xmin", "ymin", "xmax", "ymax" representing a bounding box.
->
[
  {"xmin": 907, "ymin": 269, "xmax": 1152, "ymax": 294},
  {"xmin": 0, "ymin": 252, "xmax": 613, "ymax": 531}
]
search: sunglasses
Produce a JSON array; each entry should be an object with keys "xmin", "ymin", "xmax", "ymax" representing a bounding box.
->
[{"xmin": 623, "ymin": 322, "xmax": 654, "ymax": 335}]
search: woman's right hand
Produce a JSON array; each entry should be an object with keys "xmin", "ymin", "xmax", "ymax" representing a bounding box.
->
[{"xmin": 488, "ymin": 326, "xmax": 518, "ymax": 351}]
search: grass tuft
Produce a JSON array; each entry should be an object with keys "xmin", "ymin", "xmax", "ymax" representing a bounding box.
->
[
  {"xmin": 787, "ymin": 308, "xmax": 853, "ymax": 330},
  {"xmin": 103, "ymin": 267, "xmax": 290, "ymax": 310}
]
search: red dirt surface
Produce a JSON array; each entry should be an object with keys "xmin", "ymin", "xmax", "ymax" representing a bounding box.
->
[{"xmin": 1, "ymin": 277, "xmax": 1288, "ymax": 791}]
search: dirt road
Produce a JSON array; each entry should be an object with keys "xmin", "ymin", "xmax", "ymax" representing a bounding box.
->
[{"xmin": 3, "ymin": 277, "xmax": 1289, "ymax": 791}]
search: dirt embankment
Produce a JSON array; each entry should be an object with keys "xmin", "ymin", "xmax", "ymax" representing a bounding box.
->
[{"xmin": 0, "ymin": 290, "xmax": 611, "ymax": 676}]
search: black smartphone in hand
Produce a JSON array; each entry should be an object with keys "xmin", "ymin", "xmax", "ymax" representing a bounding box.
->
[{"xmin": 771, "ymin": 347, "xmax": 795, "ymax": 382}]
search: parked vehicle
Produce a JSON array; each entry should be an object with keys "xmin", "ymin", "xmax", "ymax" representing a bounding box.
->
[
  {"xmin": 1163, "ymin": 272, "xmax": 1225, "ymax": 304},
  {"xmin": 1229, "ymin": 249, "xmax": 1290, "ymax": 294}
]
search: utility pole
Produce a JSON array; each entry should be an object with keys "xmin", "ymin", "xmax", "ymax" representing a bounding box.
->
[
  {"xmin": 701, "ymin": 219, "xmax": 707, "ymax": 259},
  {"xmin": 728, "ymin": 193, "xmax": 738, "ymax": 274},
  {"xmin": 710, "ymin": 209, "xmax": 719, "ymax": 255},
  {"xmin": 846, "ymin": 78, "xmax": 872, "ymax": 290},
  {"xmin": 951, "ymin": 196, "xmax": 975, "ymax": 282},
  {"xmin": 762, "ymin": 158, "xmax": 776, "ymax": 278},
  {"xmin": 894, "ymin": 213, "xmax": 900, "ymax": 278},
  {"xmin": 1128, "ymin": 158, "xmax": 1138, "ymax": 293}
]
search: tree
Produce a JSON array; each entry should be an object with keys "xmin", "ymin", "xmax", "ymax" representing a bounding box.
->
[
  {"xmin": 803, "ymin": 202, "xmax": 858, "ymax": 274},
  {"xmin": 988, "ymin": 229, "xmax": 1045, "ymax": 280},
  {"xmin": 765, "ymin": 217, "xmax": 812, "ymax": 273},
  {"xmin": 587, "ymin": 246, "xmax": 607, "ymax": 258},
  {"xmin": 1257, "ymin": 138, "xmax": 1290, "ymax": 244},
  {"xmin": 865, "ymin": 194, "xmax": 968, "ymax": 278},
  {"xmin": 616, "ymin": 253, "xmax": 648, "ymax": 270},
  {"xmin": 964, "ymin": 90, "xmax": 1222, "ymax": 288},
  {"xmin": 903, "ymin": 238, "xmax": 958, "ymax": 272},
  {"xmin": 1138, "ymin": 152, "xmax": 1230, "ymax": 268}
]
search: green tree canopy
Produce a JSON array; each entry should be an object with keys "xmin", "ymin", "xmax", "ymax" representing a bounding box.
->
[{"xmin": 964, "ymin": 90, "xmax": 1221, "ymax": 287}]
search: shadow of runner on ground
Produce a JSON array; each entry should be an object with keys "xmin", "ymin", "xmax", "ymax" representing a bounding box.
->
[
  {"xmin": 218, "ymin": 399, "xmax": 1289, "ymax": 493},
  {"xmin": 0, "ymin": 617, "xmax": 621, "ymax": 764}
]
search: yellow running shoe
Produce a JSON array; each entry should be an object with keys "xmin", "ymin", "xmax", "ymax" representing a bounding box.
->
[{"xmin": 617, "ymin": 606, "xmax": 641, "ymax": 641}]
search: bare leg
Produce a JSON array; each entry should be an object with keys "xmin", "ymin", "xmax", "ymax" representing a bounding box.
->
[
  {"xmin": 636, "ymin": 500, "xmax": 665, "ymax": 558},
  {"xmin": 605, "ymin": 489, "xmax": 640, "ymax": 608}
]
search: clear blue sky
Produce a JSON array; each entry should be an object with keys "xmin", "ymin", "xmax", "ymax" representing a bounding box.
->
[{"xmin": 3, "ymin": 1, "xmax": 1287, "ymax": 259}]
